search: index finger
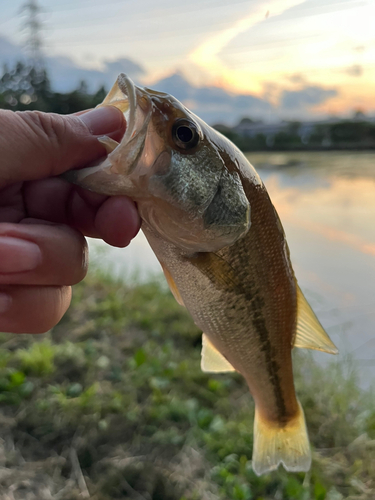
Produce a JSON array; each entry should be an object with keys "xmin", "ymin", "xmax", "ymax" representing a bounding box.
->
[{"xmin": 23, "ymin": 178, "xmax": 140, "ymax": 247}]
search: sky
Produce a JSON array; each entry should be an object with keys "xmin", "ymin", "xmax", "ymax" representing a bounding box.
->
[{"xmin": 0, "ymin": 0, "xmax": 374, "ymax": 123}]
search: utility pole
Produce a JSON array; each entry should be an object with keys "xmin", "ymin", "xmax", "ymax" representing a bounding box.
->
[{"xmin": 21, "ymin": 0, "xmax": 44, "ymax": 71}]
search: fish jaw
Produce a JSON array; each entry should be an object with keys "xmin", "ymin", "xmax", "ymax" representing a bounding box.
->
[{"xmin": 66, "ymin": 74, "xmax": 154, "ymax": 198}]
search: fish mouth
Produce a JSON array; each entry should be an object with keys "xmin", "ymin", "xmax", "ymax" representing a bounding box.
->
[
  {"xmin": 62, "ymin": 74, "xmax": 153, "ymax": 195},
  {"xmin": 99, "ymin": 73, "xmax": 153, "ymax": 175},
  {"xmin": 100, "ymin": 74, "xmax": 138, "ymax": 148}
]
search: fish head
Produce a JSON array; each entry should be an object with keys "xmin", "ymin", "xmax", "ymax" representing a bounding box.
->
[{"xmin": 69, "ymin": 74, "xmax": 254, "ymax": 252}]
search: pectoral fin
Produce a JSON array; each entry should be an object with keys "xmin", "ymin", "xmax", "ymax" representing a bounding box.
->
[
  {"xmin": 160, "ymin": 264, "xmax": 184, "ymax": 306},
  {"xmin": 294, "ymin": 285, "xmax": 338, "ymax": 354},
  {"xmin": 201, "ymin": 333, "xmax": 236, "ymax": 373}
]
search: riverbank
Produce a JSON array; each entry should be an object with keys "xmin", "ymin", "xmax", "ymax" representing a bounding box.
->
[{"xmin": 0, "ymin": 269, "xmax": 375, "ymax": 499}]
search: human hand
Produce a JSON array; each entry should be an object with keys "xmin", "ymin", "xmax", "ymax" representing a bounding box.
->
[{"xmin": 0, "ymin": 106, "xmax": 140, "ymax": 334}]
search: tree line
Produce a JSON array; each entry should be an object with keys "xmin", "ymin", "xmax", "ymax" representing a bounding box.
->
[
  {"xmin": 2, "ymin": 62, "xmax": 375, "ymax": 151},
  {"xmin": 215, "ymin": 117, "xmax": 375, "ymax": 152},
  {"xmin": 0, "ymin": 62, "xmax": 106, "ymax": 114}
]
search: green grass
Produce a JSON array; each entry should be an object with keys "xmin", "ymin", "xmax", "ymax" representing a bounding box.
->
[{"xmin": 0, "ymin": 269, "xmax": 374, "ymax": 499}]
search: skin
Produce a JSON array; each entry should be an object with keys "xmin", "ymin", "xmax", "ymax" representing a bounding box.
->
[{"xmin": 0, "ymin": 107, "xmax": 140, "ymax": 334}]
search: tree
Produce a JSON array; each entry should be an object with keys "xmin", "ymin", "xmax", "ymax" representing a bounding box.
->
[
  {"xmin": 0, "ymin": 62, "xmax": 51, "ymax": 111},
  {"xmin": 0, "ymin": 62, "xmax": 108, "ymax": 114}
]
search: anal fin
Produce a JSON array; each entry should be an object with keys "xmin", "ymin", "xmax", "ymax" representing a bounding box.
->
[
  {"xmin": 252, "ymin": 400, "xmax": 311, "ymax": 476},
  {"xmin": 294, "ymin": 285, "xmax": 338, "ymax": 354},
  {"xmin": 201, "ymin": 333, "xmax": 235, "ymax": 373}
]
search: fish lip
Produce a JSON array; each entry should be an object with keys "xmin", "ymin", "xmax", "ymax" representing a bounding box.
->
[
  {"xmin": 99, "ymin": 73, "xmax": 152, "ymax": 160},
  {"xmin": 116, "ymin": 73, "xmax": 138, "ymax": 145},
  {"xmin": 117, "ymin": 73, "xmax": 152, "ymax": 150},
  {"xmin": 109, "ymin": 74, "xmax": 153, "ymax": 175}
]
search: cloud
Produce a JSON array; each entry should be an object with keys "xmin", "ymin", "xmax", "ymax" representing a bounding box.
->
[
  {"xmin": 152, "ymin": 72, "xmax": 273, "ymax": 125},
  {"xmin": 148, "ymin": 72, "xmax": 194, "ymax": 101},
  {"xmin": 0, "ymin": 36, "xmax": 145, "ymax": 93},
  {"xmin": 0, "ymin": 36, "xmax": 25, "ymax": 67},
  {"xmin": 46, "ymin": 56, "xmax": 145, "ymax": 93},
  {"xmin": 280, "ymin": 85, "xmax": 338, "ymax": 110},
  {"xmin": 105, "ymin": 58, "xmax": 145, "ymax": 82},
  {"xmin": 189, "ymin": 0, "xmax": 303, "ymax": 81},
  {"xmin": 344, "ymin": 64, "xmax": 363, "ymax": 77},
  {"xmin": 0, "ymin": 35, "xmax": 343, "ymax": 124},
  {"xmin": 287, "ymin": 73, "xmax": 307, "ymax": 84}
]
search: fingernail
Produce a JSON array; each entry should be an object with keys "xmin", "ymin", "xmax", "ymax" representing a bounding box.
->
[
  {"xmin": 0, "ymin": 292, "xmax": 12, "ymax": 314},
  {"xmin": 0, "ymin": 237, "xmax": 42, "ymax": 273},
  {"xmin": 79, "ymin": 106, "xmax": 124, "ymax": 136}
]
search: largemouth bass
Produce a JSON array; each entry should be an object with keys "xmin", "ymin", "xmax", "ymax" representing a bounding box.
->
[{"xmin": 68, "ymin": 74, "xmax": 338, "ymax": 475}]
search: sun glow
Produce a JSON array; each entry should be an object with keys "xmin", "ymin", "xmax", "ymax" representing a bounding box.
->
[
  {"xmin": 189, "ymin": 0, "xmax": 304, "ymax": 94},
  {"xmin": 187, "ymin": 0, "xmax": 375, "ymax": 114}
]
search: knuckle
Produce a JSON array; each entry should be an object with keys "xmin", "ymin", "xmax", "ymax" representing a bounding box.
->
[
  {"xmin": 22, "ymin": 111, "xmax": 67, "ymax": 147},
  {"xmin": 20, "ymin": 111, "xmax": 69, "ymax": 174}
]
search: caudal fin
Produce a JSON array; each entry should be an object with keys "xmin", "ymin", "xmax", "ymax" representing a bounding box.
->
[{"xmin": 252, "ymin": 400, "xmax": 311, "ymax": 476}]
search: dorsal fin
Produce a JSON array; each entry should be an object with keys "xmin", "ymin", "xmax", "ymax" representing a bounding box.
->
[
  {"xmin": 160, "ymin": 263, "xmax": 184, "ymax": 306},
  {"xmin": 201, "ymin": 334, "xmax": 236, "ymax": 373},
  {"xmin": 294, "ymin": 285, "xmax": 338, "ymax": 354}
]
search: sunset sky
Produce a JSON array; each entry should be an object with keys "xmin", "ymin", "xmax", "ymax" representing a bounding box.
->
[{"xmin": 0, "ymin": 0, "xmax": 374, "ymax": 120}]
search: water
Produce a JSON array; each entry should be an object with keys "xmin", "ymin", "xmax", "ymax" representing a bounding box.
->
[{"xmin": 90, "ymin": 151, "xmax": 375, "ymax": 387}]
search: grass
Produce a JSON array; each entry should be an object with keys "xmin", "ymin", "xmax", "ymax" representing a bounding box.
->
[{"xmin": 0, "ymin": 268, "xmax": 375, "ymax": 499}]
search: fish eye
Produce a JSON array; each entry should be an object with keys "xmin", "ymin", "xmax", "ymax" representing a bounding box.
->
[{"xmin": 172, "ymin": 119, "xmax": 200, "ymax": 150}]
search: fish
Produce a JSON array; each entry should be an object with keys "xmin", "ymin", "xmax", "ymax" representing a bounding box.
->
[{"xmin": 66, "ymin": 73, "xmax": 338, "ymax": 476}]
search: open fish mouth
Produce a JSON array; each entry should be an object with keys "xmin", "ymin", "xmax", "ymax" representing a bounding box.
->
[
  {"xmin": 97, "ymin": 73, "xmax": 153, "ymax": 175},
  {"xmin": 99, "ymin": 74, "xmax": 138, "ymax": 149},
  {"xmin": 62, "ymin": 73, "xmax": 153, "ymax": 196},
  {"xmin": 64, "ymin": 74, "xmax": 152, "ymax": 192}
]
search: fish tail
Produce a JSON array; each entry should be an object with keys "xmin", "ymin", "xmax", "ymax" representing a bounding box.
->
[{"xmin": 252, "ymin": 400, "xmax": 311, "ymax": 476}]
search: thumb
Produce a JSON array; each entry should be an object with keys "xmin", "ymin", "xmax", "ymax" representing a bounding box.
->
[{"xmin": 0, "ymin": 106, "xmax": 125, "ymax": 189}]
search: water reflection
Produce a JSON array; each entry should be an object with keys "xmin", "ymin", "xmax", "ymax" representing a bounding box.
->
[
  {"xmin": 90, "ymin": 151, "xmax": 375, "ymax": 387},
  {"xmin": 252, "ymin": 151, "xmax": 375, "ymax": 386}
]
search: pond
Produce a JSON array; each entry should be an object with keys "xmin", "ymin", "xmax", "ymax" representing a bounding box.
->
[{"xmin": 90, "ymin": 151, "xmax": 375, "ymax": 387}]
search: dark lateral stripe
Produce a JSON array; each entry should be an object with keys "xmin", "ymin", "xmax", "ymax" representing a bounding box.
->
[
  {"xmin": 189, "ymin": 252, "xmax": 288, "ymax": 420},
  {"xmin": 252, "ymin": 310, "xmax": 287, "ymax": 420}
]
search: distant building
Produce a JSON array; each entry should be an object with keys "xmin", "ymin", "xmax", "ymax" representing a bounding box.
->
[
  {"xmin": 233, "ymin": 121, "xmax": 286, "ymax": 138},
  {"xmin": 233, "ymin": 117, "xmax": 343, "ymax": 146}
]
